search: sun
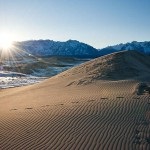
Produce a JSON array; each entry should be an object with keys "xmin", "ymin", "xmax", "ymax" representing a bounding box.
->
[{"xmin": 0, "ymin": 32, "xmax": 13, "ymax": 50}]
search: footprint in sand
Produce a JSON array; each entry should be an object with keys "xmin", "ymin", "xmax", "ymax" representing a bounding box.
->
[
  {"xmin": 101, "ymin": 98, "xmax": 108, "ymax": 100},
  {"xmin": 55, "ymin": 103, "xmax": 64, "ymax": 106},
  {"xmin": 116, "ymin": 97, "xmax": 124, "ymax": 100},
  {"xmin": 41, "ymin": 106, "xmax": 46, "ymax": 108},
  {"xmin": 10, "ymin": 108, "xmax": 18, "ymax": 111},
  {"xmin": 133, "ymin": 97, "xmax": 140, "ymax": 100},
  {"xmin": 25, "ymin": 107, "xmax": 33, "ymax": 110},
  {"xmin": 87, "ymin": 100, "xmax": 95, "ymax": 102},
  {"xmin": 71, "ymin": 101, "xmax": 79, "ymax": 104},
  {"xmin": 41, "ymin": 105, "xmax": 50, "ymax": 108}
]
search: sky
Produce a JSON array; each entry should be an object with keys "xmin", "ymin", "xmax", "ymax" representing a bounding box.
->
[{"xmin": 0, "ymin": 0, "xmax": 150, "ymax": 48}]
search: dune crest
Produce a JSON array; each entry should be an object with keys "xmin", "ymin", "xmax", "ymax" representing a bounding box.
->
[{"xmin": 53, "ymin": 50, "xmax": 150, "ymax": 86}]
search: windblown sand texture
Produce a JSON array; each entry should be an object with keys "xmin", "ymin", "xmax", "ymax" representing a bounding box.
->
[{"xmin": 0, "ymin": 50, "xmax": 150, "ymax": 150}]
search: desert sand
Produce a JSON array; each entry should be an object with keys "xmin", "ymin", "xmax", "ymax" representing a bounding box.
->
[{"xmin": 0, "ymin": 50, "xmax": 150, "ymax": 150}]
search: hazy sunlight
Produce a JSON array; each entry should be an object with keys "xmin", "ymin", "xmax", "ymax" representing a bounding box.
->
[{"xmin": 0, "ymin": 32, "xmax": 13, "ymax": 50}]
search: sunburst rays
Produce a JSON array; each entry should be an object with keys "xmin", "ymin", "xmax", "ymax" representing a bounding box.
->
[{"xmin": 0, "ymin": 42, "xmax": 38, "ymax": 73}]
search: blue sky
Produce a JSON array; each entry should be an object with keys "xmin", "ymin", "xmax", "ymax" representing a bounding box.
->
[{"xmin": 0, "ymin": 0, "xmax": 150, "ymax": 48}]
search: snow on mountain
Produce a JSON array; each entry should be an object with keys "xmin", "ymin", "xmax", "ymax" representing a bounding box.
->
[
  {"xmin": 99, "ymin": 41, "xmax": 150, "ymax": 56},
  {"xmin": 0, "ymin": 71, "xmax": 45, "ymax": 89},
  {"xmin": 14, "ymin": 40, "xmax": 150, "ymax": 58},
  {"xmin": 14, "ymin": 40, "xmax": 99, "ymax": 57}
]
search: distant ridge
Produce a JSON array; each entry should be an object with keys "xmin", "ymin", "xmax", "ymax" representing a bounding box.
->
[
  {"xmin": 14, "ymin": 40, "xmax": 98, "ymax": 58},
  {"xmin": 56, "ymin": 50, "xmax": 150, "ymax": 85},
  {"xmin": 13, "ymin": 40, "xmax": 150, "ymax": 58},
  {"xmin": 99, "ymin": 41, "xmax": 150, "ymax": 56}
]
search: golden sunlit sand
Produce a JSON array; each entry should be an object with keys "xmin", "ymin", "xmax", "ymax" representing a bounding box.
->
[{"xmin": 0, "ymin": 51, "xmax": 150, "ymax": 150}]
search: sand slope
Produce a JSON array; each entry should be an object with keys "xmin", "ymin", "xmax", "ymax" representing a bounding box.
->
[
  {"xmin": 0, "ymin": 50, "xmax": 150, "ymax": 150},
  {"xmin": 56, "ymin": 50, "xmax": 150, "ymax": 85}
]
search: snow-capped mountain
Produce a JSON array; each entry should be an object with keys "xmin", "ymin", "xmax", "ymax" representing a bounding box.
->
[
  {"xmin": 14, "ymin": 40, "xmax": 99, "ymax": 58},
  {"xmin": 14, "ymin": 40, "xmax": 150, "ymax": 58},
  {"xmin": 99, "ymin": 41, "xmax": 150, "ymax": 56}
]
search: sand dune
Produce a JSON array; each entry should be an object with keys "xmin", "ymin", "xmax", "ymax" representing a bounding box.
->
[
  {"xmin": 0, "ymin": 50, "xmax": 150, "ymax": 149},
  {"xmin": 57, "ymin": 50, "xmax": 150, "ymax": 85}
]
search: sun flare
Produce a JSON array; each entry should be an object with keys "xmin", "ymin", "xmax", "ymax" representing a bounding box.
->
[{"xmin": 0, "ymin": 33, "xmax": 13, "ymax": 50}]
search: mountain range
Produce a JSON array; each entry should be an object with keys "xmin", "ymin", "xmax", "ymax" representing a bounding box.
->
[
  {"xmin": 13, "ymin": 40, "xmax": 150, "ymax": 57},
  {"xmin": 99, "ymin": 41, "xmax": 150, "ymax": 56},
  {"xmin": 14, "ymin": 40, "xmax": 98, "ymax": 58}
]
